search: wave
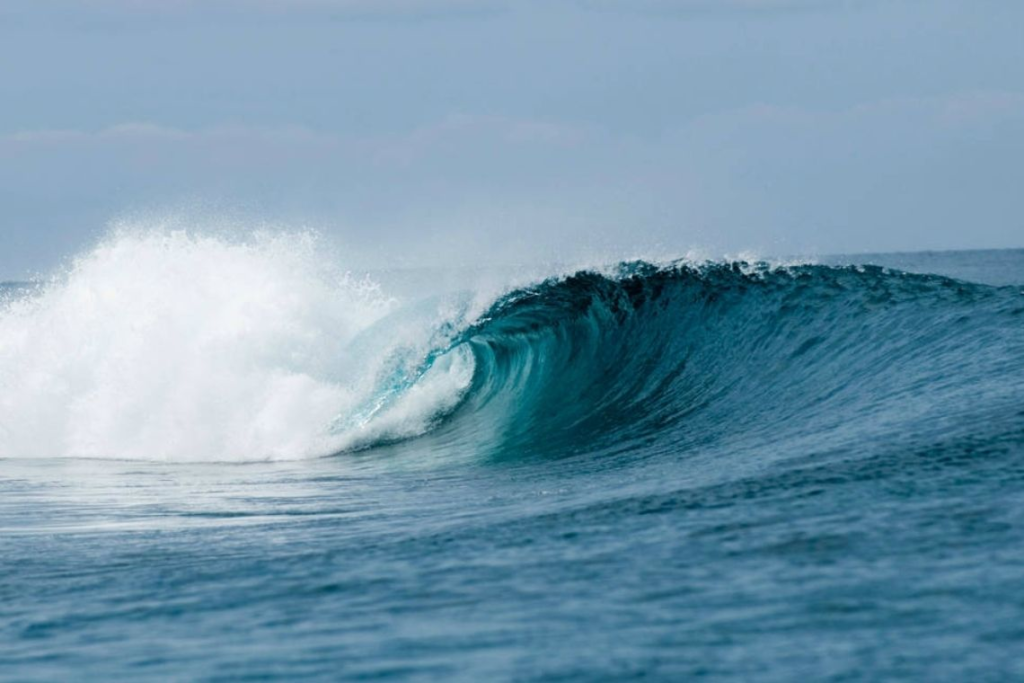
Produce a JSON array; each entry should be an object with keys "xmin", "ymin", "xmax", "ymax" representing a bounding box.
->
[
  {"xmin": 425, "ymin": 261, "xmax": 1023, "ymax": 464},
  {"xmin": 1, "ymin": 231, "xmax": 1021, "ymax": 463}
]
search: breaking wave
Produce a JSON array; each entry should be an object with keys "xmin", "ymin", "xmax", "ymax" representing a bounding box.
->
[{"xmin": 1, "ymin": 230, "xmax": 1020, "ymax": 463}]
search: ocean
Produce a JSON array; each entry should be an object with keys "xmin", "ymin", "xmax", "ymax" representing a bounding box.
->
[{"xmin": 1, "ymin": 235, "xmax": 1022, "ymax": 681}]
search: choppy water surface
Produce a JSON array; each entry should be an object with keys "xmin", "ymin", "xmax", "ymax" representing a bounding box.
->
[{"xmin": 2, "ymin": 240, "xmax": 1022, "ymax": 680}]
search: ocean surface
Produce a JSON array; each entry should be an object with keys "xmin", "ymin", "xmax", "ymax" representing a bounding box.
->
[{"xmin": 1, "ymin": 236, "xmax": 1022, "ymax": 681}]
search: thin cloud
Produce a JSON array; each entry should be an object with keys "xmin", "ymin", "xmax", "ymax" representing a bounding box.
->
[
  {"xmin": 579, "ymin": 0, "xmax": 877, "ymax": 15},
  {"xmin": 5, "ymin": 123, "xmax": 337, "ymax": 149},
  {"xmin": 374, "ymin": 114, "xmax": 591, "ymax": 165},
  {"xmin": 6, "ymin": 0, "xmax": 506, "ymax": 20},
  {"xmin": 2, "ymin": 116, "xmax": 590, "ymax": 167},
  {"xmin": 8, "ymin": 0, "xmax": 869, "ymax": 21},
  {"xmin": 679, "ymin": 91, "xmax": 1024, "ymax": 134}
]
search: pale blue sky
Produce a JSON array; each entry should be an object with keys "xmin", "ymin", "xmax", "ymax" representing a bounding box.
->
[{"xmin": 2, "ymin": 0, "xmax": 1023, "ymax": 277}]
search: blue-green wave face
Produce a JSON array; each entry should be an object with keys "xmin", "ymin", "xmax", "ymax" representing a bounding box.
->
[{"xmin": 405, "ymin": 262, "xmax": 1022, "ymax": 466}]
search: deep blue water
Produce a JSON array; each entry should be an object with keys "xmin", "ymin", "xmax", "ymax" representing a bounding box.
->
[{"xmin": 2, "ymin": 249, "xmax": 1023, "ymax": 680}]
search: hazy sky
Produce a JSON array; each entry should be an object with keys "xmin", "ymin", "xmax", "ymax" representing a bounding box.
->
[{"xmin": 2, "ymin": 0, "xmax": 1023, "ymax": 277}]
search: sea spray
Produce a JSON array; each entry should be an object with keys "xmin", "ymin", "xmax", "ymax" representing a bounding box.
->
[{"xmin": 0, "ymin": 228, "xmax": 475, "ymax": 461}]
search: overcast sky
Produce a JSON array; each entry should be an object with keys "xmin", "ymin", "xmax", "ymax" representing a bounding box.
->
[{"xmin": 2, "ymin": 0, "xmax": 1023, "ymax": 277}]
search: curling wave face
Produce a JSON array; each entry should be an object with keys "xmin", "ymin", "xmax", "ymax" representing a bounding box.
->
[
  {"xmin": 436, "ymin": 261, "xmax": 1023, "ymax": 469},
  {"xmin": 0, "ymin": 231, "xmax": 1021, "ymax": 465}
]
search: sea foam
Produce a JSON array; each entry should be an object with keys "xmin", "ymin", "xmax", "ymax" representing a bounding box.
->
[{"xmin": 0, "ymin": 228, "xmax": 474, "ymax": 461}]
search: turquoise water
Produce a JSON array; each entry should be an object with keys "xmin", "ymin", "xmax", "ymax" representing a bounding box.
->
[{"xmin": 1, "ymin": 246, "xmax": 1023, "ymax": 680}]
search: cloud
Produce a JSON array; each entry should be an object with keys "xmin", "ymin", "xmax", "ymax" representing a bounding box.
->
[
  {"xmin": 0, "ymin": 114, "xmax": 593, "ymax": 220},
  {"xmin": 5, "ymin": 91, "xmax": 1022, "ymax": 187},
  {"xmin": 4, "ymin": 0, "xmax": 506, "ymax": 22},
  {"xmin": 372, "ymin": 114, "xmax": 590, "ymax": 166},
  {"xmin": 2, "ymin": 123, "xmax": 352, "ymax": 171},
  {"xmin": 578, "ymin": 0, "xmax": 876, "ymax": 14},
  {"xmin": 9, "ymin": 123, "xmax": 189, "ymax": 145},
  {"xmin": 2, "ymin": 115, "xmax": 588, "ymax": 161},
  {"xmin": 6, "ymin": 0, "xmax": 871, "ymax": 22},
  {"xmin": 677, "ymin": 91, "xmax": 1024, "ymax": 139},
  {"xmin": 936, "ymin": 91, "xmax": 1024, "ymax": 127}
]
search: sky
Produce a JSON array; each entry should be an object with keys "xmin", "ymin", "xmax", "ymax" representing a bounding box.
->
[{"xmin": 2, "ymin": 0, "xmax": 1023, "ymax": 277}]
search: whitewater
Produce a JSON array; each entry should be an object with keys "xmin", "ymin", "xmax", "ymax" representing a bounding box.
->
[
  {"xmin": 2, "ymin": 228, "xmax": 1023, "ymax": 680},
  {"xmin": 0, "ymin": 229, "xmax": 488, "ymax": 461}
]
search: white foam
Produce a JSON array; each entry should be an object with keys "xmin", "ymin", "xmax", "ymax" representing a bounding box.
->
[{"xmin": 0, "ymin": 227, "xmax": 474, "ymax": 461}]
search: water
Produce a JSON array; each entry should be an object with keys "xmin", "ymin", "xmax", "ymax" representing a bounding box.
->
[{"xmin": 1, "ymin": 234, "xmax": 1022, "ymax": 680}]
